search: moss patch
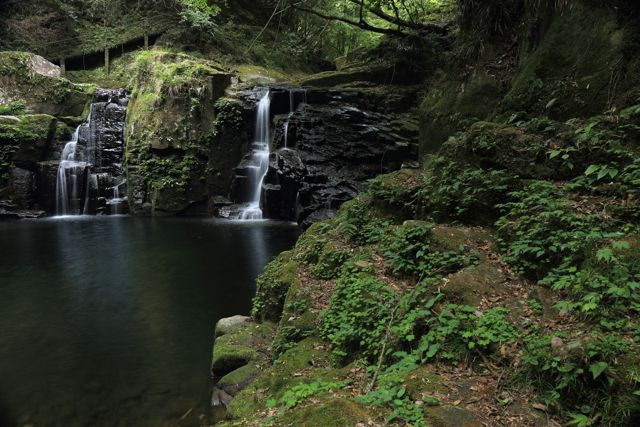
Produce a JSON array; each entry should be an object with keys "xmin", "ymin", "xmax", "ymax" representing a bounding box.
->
[{"xmin": 0, "ymin": 114, "xmax": 56, "ymax": 184}]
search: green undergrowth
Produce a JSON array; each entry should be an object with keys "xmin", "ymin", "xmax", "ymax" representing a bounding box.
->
[{"xmin": 234, "ymin": 104, "xmax": 640, "ymax": 427}]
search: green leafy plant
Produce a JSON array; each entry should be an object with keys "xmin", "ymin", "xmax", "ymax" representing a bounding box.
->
[
  {"xmin": 320, "ymin": 274, "xmax": 395, "ymax": 361},
  {"xmin": 337, "ymin": 196, "xmax": 392, "ymax": 245},
  {"xmin": 381, "ymin": 222, "xmax": 470, "ymax": 278},
  {"xmin": 267, "ymin": 379, "xmax": 347, "ymax": 409}
]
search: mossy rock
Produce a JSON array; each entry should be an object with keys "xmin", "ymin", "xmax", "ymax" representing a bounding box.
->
[
  {"xmin": 442, "ymin": 262, "xmax": 508, "ymax": 306},
  {"xmin": 0, "ymin": 114, "xmax": 57, "ymax": 185},
  {"xmin": 228, "ymin": 337, "xmax": 333, "ymax": 419},
  {"xmin": 420, "ymin": 70, "xmax": 503, "ymax": 154},
  {"xmin": 430, "ymin": 224, "xmax": 496, "ymax": 253},
  {"xmin": 215, "ymin": 315, "xmax": 251, "ymax": 338},
  {"xmin": 271, "ymin": 277, "xmax": 317, "ymax": 358},
  {"xmin": 275, "ymin": 397, "xmax": 375, "ymax": 426},
  {"xmin": 440, "ymin": 121, "xmax": 555, "ymax": 179},
  {"xmin": 217, "ymin": 363, "xmax": 262, "ymax": 396},
  {"xmin": 503, "ymin": 3, "xmax": 627, "ymax": 119},
  {"xmin": 309, "ymin": 243, "xmax": 351, "ymax": 280},
  {"xmin": 211, "ymin": 321, "xmax": 275, "ymax": 379},
  {"xmin": 0, "ymin": 52, "xmax": 91, "ymax": 116},
  {"xmin": 125, "ymin": 50, "xmax": 235, "ymax": 215},
  {"xmin": 252, "ymin": 251, "xmax": 300, "ymax": 323},
  {"xmin": 369, "ymin": 168, "xmax": 423, "ymax": 219},
  {"xmin": 403, "ymin": 366, "xmax": 449, "ymax": 400},
  {"xmin": 424, "ymin": 405, "xmax": 482, "ymax": 427}
]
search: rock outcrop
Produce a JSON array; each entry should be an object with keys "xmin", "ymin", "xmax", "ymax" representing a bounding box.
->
[
  {"xmin": 225, "ymin": 86, "xmax": 420, "ymax": 226},
  {"xmin": 125, "ymin": 51, "xmax": 237, "ymax": 216}
]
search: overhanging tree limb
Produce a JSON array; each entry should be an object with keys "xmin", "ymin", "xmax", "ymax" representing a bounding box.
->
[
  {"xmin": 345, "ymin": 0, "xmax": 448, "ymax": 34},
  {"xmin": 293, "ymin": 5, "xmax": 407, "ymax": 36}
]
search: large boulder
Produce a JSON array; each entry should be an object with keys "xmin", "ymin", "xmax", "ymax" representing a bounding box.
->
[{"xmin": 0, "ymin": 52, "xmax": 91, "ymax": 116}]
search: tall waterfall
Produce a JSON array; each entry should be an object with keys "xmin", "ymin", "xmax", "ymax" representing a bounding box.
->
[
  {"xmin": 55, "ymin": 113, "xmax": 90, "ymax": 216},
  {"xmin": 54, "ymin": 89, "xmax": 128, "ymax": 216},
  {"xmin": 238, "ymin": 91, "xmax": 271, "ymax": 220}
]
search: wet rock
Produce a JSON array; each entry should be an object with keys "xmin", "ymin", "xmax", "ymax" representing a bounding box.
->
[
  {"xmin": 264, "ymin": 100, "xmax": 416, "ymax": 225},
  {"xmin": 9, "ymin": 167, "xmax": 36, "ymax": 208},
  {"xmin": 224, "ymin": 86, "xmax": 418, "ymax": 226}
]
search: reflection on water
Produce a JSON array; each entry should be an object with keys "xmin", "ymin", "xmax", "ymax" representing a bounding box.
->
[{"xmin": 0, "ymin": 217, "xmax": 299, "ymax": 427}]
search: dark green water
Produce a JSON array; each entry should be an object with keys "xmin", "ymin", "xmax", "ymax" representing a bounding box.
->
[{"xmin": 0, "ymin": 217, "xmax": 299, "ymax": 427}]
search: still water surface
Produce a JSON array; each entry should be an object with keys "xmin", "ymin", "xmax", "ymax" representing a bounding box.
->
[{"xmin": 0, "ymin": 217, "xmax": 299, "ymax": 427}]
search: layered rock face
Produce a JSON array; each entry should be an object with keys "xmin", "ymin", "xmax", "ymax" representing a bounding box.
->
[
  {"xmin": 227, "ymin": 87, "xmax": 419, "ymax": 226},
  {"xmin": 125, "ymin": 51, "xmax": 236, "ymax": 216},
  {"xmin": 73, "ymin": 88, "xmax": 128, "ymax": 215}
]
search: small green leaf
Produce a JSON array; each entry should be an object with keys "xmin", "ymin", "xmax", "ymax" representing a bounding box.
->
[
  {"xmin": 426, "ymin": 343, "xmax": 440, "ymax": 358},
  {"xmin": 584, "ymin": 165, "xmax": 600, "ymax": 176},
  {"xmin": 589, "ymin": 361, "xmax": 608, "ymax": 380}
]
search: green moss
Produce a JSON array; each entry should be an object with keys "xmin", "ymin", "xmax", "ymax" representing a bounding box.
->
[
  {"xmin": 503, "ymin": 3, "xmax": 625, "ymax": 118},
  {"xmin": 310, "ymin": 244, "xmax": 351, "ymax": 280},
  {"xmin": 228, "ymin": 338, "xmax": 334, "ymax": 419},
  {"xmin": 419, "ymin": 70, "xmax": 503, "ymax": 154},
  {"xmin": 252, "ymin": 251, "xmax": 300, "ymax": 322},
  {"xmin": 403, "ymin": 366, "xmax": 448, "ymax": 400},
  {"xmin": 211, "ymin": 321, "xmax": 275, "ymax": 377},
  {"xmin": 368, "ymin": 168, "xmax": 423, "ymax": 219},
  {"xmin": 0, "ymin": 52, "xmax": 91, "ymax": 116},
  {"xmin": 276, "ymin": 397, "xmax": 375, "ymax": 426},
  {"xmin": 0, "ymin": 114, "xmax": 56, "ymax": 184},
  {"xmin": 125, "ymin": 50, "xmax": 234, "ymax": 215},
  {"xmin": 217, "ymin": 363, "xmax": 262, "ymax": 395}
]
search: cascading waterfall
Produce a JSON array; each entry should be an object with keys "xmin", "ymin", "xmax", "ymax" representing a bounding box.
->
[
  {"xmin": 238, "ymin": 91, "xmax": 271, "ymax": 220},
  {"xmin": 54, "ymin": 89, "xmax": 128, "ymax": 216},
  {"xmin": 55, "ymin": 130, "xmax": 79, "ymax": 216}
]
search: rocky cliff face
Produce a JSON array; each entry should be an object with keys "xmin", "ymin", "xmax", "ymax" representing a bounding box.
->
[
  {"xmin": 125, "ymin": 51, "xmax": 236, "ymax": 216},
  {"xmin": 224, "ymin": 85, "xmax": 420, "ymax": 226}
]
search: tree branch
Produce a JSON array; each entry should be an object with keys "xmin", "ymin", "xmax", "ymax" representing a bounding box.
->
[
  {"xmin": 293, "ymin": 5, "xmax": 407, "ymax": 36},
  {"xmin": 345, "ymin": 0, "xmax": 448, "ymax": 34}
]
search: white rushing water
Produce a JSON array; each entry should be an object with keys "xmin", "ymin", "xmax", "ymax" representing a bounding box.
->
[
  {"xmin": 54, "ymin": 93, "xmax": 128, "ymax": 217},
  {"xmin": 239, "ymin": 91, "xmax": 271, "ymax": 220},
  {"xmin": 55, "ymin": 127, "xmax": 84, "ymax": 216}
]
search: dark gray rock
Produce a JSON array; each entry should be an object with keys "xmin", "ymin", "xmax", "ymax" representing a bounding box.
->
[{"xmin": 225, "ymin": 86, "xmax": 419, "ymax": 226}]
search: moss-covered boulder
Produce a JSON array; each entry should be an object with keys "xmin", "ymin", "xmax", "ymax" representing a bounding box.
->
[
  {"xmin": 1, "ymin": 114, "xmax": 56, "ymax": 171},
  {"xmin": 214, "ymin": 315, "xmax": 251, "ymax": 338},
  {"xmin": 211, "ymin": 320, "xmax": 275, "ymax": 379},
  {"xmin": 227, "ymin": 337, "xmax": 334, "ymax": 420},
  {"xmin": 251, "ymin": 250, "xmax": 300, "ymax": 323},
  {"xmin": 125, "ymin": 50, "xmax": 237, "ymax": 215},
  {"xmin": 0, "ymin": 52, "xmax": 91, "ymax": 116}
]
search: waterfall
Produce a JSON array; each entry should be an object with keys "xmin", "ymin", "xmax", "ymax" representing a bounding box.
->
[
  {"xmin": 55, "ymin": 127, "xmax": 87, "ymax": 216},
  {"xmin": 282, "ymin": 88, "xmax": 307, "ymax": 150},
  {"xmin": 238, "ymin": 91, "xmax": 271, "ymax": 220},
  {"xmin": 54, "ymin": 89, "xmax": 128, "ymax": 216},
  {"xmin": 283, "ymin": 120, "xmax": 290, "ymax": 149}
]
